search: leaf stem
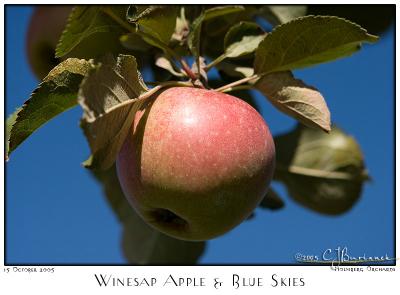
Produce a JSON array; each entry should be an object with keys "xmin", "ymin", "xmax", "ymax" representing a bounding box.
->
[
  {"xmin": 204, "ymin": 53, "xmax": 227, "ymax": 72},
  {"xmin": 220, "ymin": 84, "xmax": 254, "ymax": 93},
  {"xmin": 214, "ymin": 74, "xmax": 259, "ymax": 92},
  {"xmin": 103, "ymin": 81, "xmax": 191, "ymax": 115},
  {"xmin": 143, "ymin": 81, "xmax": 193, "ymax": 98}
]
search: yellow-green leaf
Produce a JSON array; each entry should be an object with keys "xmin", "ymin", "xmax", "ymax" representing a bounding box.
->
[{"xmin": 256, "ymin": 71, "xmax": 331, "ymax": 132}]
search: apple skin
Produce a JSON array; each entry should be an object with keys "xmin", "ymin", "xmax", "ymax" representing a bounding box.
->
[
  {"xmin": 26, "ymin": 6, "xmax": 72, "ymax": 80},
  {"xmin": 116, "ymin": 87, "xmax": 276, "ymax": 241}
]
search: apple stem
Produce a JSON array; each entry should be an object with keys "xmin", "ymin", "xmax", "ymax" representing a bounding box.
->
[
  {"xmin": 214, "ymin": 74, "xmax": 259, "ymax": 93},
  {"xmin": 179, "ymin": 59, "xmax": 207, "ymax": 89}
]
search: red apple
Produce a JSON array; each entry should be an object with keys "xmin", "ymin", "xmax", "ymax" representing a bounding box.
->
[
  {"xmin": 26, "ymin": 5, "xmax": 72, "ymax": 80},
  {"xmin": 117, "ymin": 87, "xmax": 276, "ymax": 241}
]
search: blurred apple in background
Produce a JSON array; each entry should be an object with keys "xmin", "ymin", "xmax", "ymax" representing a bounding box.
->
[
  {"xmin": 26, "ymin": 5, "xmax": 72, "ymax": 80},
  {"xmin": 117, "ymin": 87, "xmax": 276, "ymax": 241}
]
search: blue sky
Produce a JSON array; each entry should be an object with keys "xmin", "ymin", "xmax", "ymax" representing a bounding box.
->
[{"xmin": 5, "ymin": 6, "xmax": 394, "ymax": 264}]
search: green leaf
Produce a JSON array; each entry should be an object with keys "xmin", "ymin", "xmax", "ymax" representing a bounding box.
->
[
  {"xmin": 203, "ymin": 5, "xmax": 245, "ymax": 20},
  {"xmin": 187, "ymin": 15, "xmax": 204, "ymax": 62},
  {"xmin": 259, "ymin": 5, "xmax": 307, "ymax": 26},
  {"xmin": 155, "ymin": 56, "xmax": 185, "ymax": 77},
  {"xmin": 136, "ymin": 32, "xmax": 174, "ymax": 56},
  {"xmin": 307, "ymin": 5, "xmax": 394, "ymax": 35},
  {"xmin": 125, "ymin": 6, "xmax": 179, "ymax": 58},
  {"xmin": 217, "ymin": 61, "xmax": 254, "ymax": 78},
  {"xmin": 255, "ymin": 71, "xmax": 331, "ymax": 132},
  {"xmin": 56, "ymin": 6, "xmax": 130, "ymax": 59},
  {"xmin": 254, "ymin": 16, "xmax": 379, "ymax": 75},
  {"xmin": 201, "ymin": 6, "xmax": 260, "ymax": 59},
  {"xmin": 79, "ymin": 54, "xmax": 148, "ymax": 170},
  {"xmin": 120, "ymin": 33, "xmax": 152, "ymax": 51},
  {"xmin": 7, "ymin": 58, "xmax": 91, "ymax": 159},
  {"xmin": 224, "ymin": 21, "xmax": 263, "ymax": 49},
  {"xmin": 274, "ymin": 125, "xmax": 369, "ymax": 215},
  {"xmin": 91, "ymin": 165, "xmax": 206, "ymax": 265},
  {"xmin": 188, "ymin": 6, "xmax": 245, "ymax": 62},
  {"xmin": 6, "ymin": 108, "xmax": 21, "ymax": 160},
  {"xmin": 259, "ymin": 188, "xmax": 285, "ymax": 210},
  {"xmin": 127, "ymin": 5, "xmax": 178, "ymax": 45},
  {"xmin": 205, "ymin": 21, "xmax": 263, "ymax": 71},
  {"xmin": 224, "ymin": 21, "xmax": 265, "ymax": 58}
]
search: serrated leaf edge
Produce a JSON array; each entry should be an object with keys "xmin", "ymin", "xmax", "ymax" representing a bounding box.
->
[{"xmin": 255, "ymin": 15, "xmax": 379, "ymax": 75}]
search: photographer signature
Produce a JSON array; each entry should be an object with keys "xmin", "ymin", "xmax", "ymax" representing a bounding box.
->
[{"xmin": 294, "ymin": 246, "xmax": 396, "ymax": 266}]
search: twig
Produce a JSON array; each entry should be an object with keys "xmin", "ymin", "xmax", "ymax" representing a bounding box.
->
[
  {"xmin": 145, "ymin": 81, "xmax": 160, "ymax": 86},
  {"xmin": 214, "ymin": 74, "xmax": 259, "ymax": 92},
  {"xmin": 219, "ymin": 84, "xmax": 254, "ymax": 93},
  {"xmin": 103, "ymin": 81, "xmax": 192, "ymax": 114},
  {"xmin": 145, "ymin": 80, "xmax": 192, "ymax": 95}
]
